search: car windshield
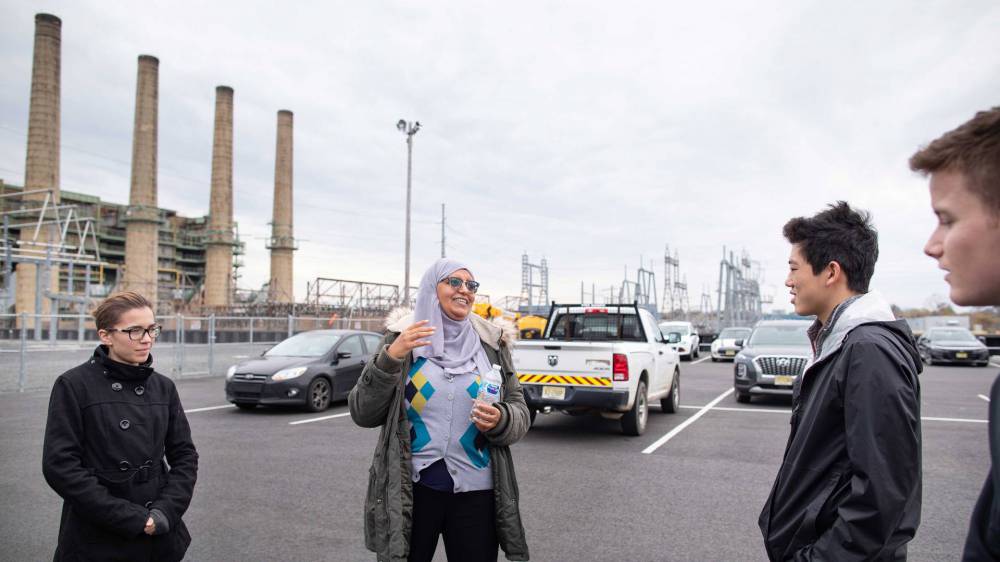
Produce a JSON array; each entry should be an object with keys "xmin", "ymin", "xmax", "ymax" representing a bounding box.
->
[
  {"xmin": 748, "ymin": 325, "xmax": 810, "ymax": 346},
  {"xmin": 928, "ymin": 329, "xmax": 978, "ymax": 342},
  {"xmin": 265, "ymin": 331, "xmax": 341, "ymax": 357},
  {"xmin": 720, "ymin": 328, "xmax": 751, "ymax": 339},
  {"xmin": 660, "ymin": 324, "xmax": 690, "ymax": 336}
]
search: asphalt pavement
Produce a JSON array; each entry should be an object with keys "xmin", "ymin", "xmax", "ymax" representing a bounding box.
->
[{"xmin": 1, "ymin": 356, "xmax": 996, "ymax": 561}]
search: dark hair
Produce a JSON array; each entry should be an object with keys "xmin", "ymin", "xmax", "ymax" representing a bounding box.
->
[
  {"xmin": 93, "ymin": 291, "xmax": 153, "ymax": 330},
  {"xmin": 783, "ymin": 201, "xmax": 878, "ymax": 293},
  {"xmin": 909, "ymin": 107, "xmax": 1000, "ymax": 215}
]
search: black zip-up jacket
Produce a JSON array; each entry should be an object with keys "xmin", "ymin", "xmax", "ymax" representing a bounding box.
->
[
  {"xmin": 759, "ymin": 293, "xmax": 922, "ymax": 561},
  {"xmin": 42, "ymin": 345, "xmax": 198, "ymax": 561},
  {"xmin": 962, "ymin": 372, "xmax": 1000, "ymax": 561}
]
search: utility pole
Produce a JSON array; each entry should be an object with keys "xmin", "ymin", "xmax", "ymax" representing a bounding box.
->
[
  {"xmin": 440, "ymin": 203, "xmax": 446, "ymax": 258},
  {"xmin": 396, "ymin": 119, "xmax": 421, "ymax": 303}
]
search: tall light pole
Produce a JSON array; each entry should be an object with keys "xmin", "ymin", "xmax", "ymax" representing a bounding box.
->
[{"xmin": 397, "ymin": 119, "xmax": 421, "ymax": 304}]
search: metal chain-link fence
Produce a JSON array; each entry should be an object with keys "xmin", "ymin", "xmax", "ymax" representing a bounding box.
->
[{"xmin": 0, "ymin": 314, "xmax": 384, "ymax": 393}]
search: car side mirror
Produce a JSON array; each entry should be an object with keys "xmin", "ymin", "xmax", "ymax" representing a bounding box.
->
[
  {"xmin": 667, "ymin": 332, "xmax": 682, "ymax": 344},
  {"xmin": 734, "ymin": 339, "xmax": 744, "ymax": 347}
]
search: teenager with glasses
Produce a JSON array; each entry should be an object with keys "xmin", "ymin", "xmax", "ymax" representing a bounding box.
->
[
  {"xmin": 350, "ymin": 258, "xmax": 530, "ymax": 561},
  {"xmin": 42, "ymin": 291, "xmax": 198, "ymax": 562}
]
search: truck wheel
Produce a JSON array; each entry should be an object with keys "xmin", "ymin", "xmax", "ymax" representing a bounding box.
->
[
  {"xmin": 660, "ymin": 370, "xmax": 679, "ymax": 413},
  {"xmin": 529, "ymin": 407, "xmax": 538, "ymax": 426},
  {"xmin": 735, "ymin": 392, "xmax": 751, "ymax": 404},
  {"xmin": 693, "ymin": 346, "xmax": 699, "ymax": 359},
  {"xmin": 622, "ymin": 380, "xmax": 648, "ymax": 436}
]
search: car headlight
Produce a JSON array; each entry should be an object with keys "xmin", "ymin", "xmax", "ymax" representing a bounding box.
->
[
  {"xmin": 226, "ymin": 365, "xmax": 237, "ymax": 380},
  {"xmin": 736, "ymin": 363, "xmax": 747, "ymax": 378},
  {"xmin": 272, "ymin": 366, "xmax": 308, "ymax": 381}
]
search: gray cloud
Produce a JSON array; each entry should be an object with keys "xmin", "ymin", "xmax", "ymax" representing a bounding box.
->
[{"xmin": 1, "ymin": 0, "xmax": 998, "ymax": 309}]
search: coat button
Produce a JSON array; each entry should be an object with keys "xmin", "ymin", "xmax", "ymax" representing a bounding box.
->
[
  {"xmin": 119, "ymin": 419, "xmax": 131, "ymax": 430},
  {"xmin": 111, "ymin": 382, "xmax": 122, "ymax": 392},
  {"xmin": 134, "ymin": 385, "xmax": 145, "ymax": 396},
  {"xmin": 119, "ymin": 460, "xmax": 131, "ymax": 471},
  {"xmin": 144, "ymin": 501, "xmax": 153, "ymax": 509}
]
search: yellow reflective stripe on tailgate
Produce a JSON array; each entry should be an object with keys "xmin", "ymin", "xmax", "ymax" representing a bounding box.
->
[{"xmin": 517, "ymin": 373, "xmax": 612, "ymax": 386}]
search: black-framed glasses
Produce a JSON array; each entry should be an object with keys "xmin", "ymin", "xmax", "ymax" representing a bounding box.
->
[
  {"xmin": 106, "ymin": 325, "xmax": 162, "ymax": 341},
  {"xmin": 440, "ymin": 277, "xmax": 480, "ymax": 293}
]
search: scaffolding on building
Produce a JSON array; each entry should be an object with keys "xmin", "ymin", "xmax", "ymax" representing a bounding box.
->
[{"xmin": 0, "ymin": 187, "xmax": 111, "ymax": 336}]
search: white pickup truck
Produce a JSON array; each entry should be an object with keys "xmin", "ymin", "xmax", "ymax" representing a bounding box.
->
[{"xmin": 512, "ymin": 303, "xmax": 681, "ymax": 436}]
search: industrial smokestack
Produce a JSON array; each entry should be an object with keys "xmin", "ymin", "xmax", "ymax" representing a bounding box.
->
[
  {"xmin": 123, "ymin": 55, "xmax": 160, "ymax": 309},
  {"xmin": 204, "ymin": 85, "xmax": 235, "ymax": 308},
  {"xmin": 16, "ymin": 13, "xmax": 62, "ymax": 322},
  {"xmin": 268, "ymin": 110, "xmax": 295, "ymax": 304}
]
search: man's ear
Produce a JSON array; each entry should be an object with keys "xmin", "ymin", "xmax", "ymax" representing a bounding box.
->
[{"xmin": 824, "ymin": 261, "xmax": 844, "ymax": 288}]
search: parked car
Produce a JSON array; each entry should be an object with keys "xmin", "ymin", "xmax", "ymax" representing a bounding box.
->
[
  {"xmin": 225, "ymin": 329, "xmax": 384, "ymax": 412},
  {"xmin": 711, "ymin": 327, "xmax": 752, "ymax": 362},
  {"xmin": 917, "ymin": 327, "xmax": 991, "ymax": 367},
  {"xmin": 733, "ymin": 320, "xmax": 812, "ymax": 403},
  {"xmin": 515, "ymin": 303, "xmax": 681, "ymax": 436},
  {"xmin": 659, "ymin": 321, "xmax": 701, "ymax": 360}
]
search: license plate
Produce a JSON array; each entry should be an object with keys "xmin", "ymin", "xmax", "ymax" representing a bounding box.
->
[
  {"xmin": 774, "ymin": 375, "xmax": 794, "ymax": 386},
  {"xmin": 956, "ymin": 352, "xmax": 968, "ymax": 359},
  {"xmin": 725, "ymin": 350, "xmax": 735, "ymax": 356},
  {"xmin": 542, "ymin": 386, "xmax": 566, "ymax": 400}
]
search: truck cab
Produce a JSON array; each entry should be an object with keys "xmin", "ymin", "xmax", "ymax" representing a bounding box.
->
[{"xmin": 513, "ymin": 303, "xmax": 681, "ymax": 435}]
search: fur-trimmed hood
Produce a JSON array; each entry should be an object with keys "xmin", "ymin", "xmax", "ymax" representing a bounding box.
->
[{"xmin": 384, "ymin": 307, "xmax": 516, "ymax": 350}]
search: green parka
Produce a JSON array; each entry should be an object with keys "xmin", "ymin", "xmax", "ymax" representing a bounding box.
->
[{"xmin": 348, "ymin": 311, "xmax": 530, "ymax": 562}]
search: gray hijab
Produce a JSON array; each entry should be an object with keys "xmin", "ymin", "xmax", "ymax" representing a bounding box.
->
[{"xmin": 413, "ymin": 258, "xmax": 492, "ymax": 375}]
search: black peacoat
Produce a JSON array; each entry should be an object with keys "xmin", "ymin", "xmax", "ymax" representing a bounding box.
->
[{"xmin": 42, "ymin": 345, "xmax": 198, "ymax": 561}]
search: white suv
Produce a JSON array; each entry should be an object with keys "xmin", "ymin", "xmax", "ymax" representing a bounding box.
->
[{"xmin": 659, "ymin": 321, "xmax": 700, "ymax": 361}]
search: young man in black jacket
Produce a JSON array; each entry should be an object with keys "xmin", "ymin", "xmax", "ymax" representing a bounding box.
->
[
  {"xmin": 759, "ymin": 202, "xmax": 923, "ymax": 561},
  {"xmin": 911, "ymin": 106, "xmax": 1000, "ymax": 561}
]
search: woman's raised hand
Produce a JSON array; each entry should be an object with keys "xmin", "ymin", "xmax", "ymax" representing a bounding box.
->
[{"xmin": 386, "ymin": 320, "xmax": 435, "ymax": 360}]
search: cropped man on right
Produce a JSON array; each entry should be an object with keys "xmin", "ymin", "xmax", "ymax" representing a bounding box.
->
[{"xmin": 911, "ymin": 106, "xmax": 1000, "ymax": 561}]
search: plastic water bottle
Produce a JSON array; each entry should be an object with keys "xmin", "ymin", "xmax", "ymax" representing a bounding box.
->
[{"xmin": 477, "ymin": 364, "xmax": 503, "ymax": 404}]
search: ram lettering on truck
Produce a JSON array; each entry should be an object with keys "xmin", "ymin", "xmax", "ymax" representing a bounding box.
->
[{"xmin": 513, "ymin": 303, "xmax": 681, "ymax": 436}]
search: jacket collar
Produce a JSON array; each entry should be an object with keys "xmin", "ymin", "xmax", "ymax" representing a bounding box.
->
[
  {"xmin": 809, "ymin": 290, "xmax": 896, "ymax": 365},
  {"xmin": 94, "ymin": 345, "xmax": 154, "ymax": 381}
]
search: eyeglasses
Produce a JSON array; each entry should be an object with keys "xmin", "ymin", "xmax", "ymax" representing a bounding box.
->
[
  {"xmin": 440, "ymin": 277, "xmax": 480, "ymax": 294},
  {"xmin": 106, "ymin": 325, "xmax": 162, "ymax": 341}
]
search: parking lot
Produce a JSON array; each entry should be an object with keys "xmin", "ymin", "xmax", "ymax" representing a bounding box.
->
[{"xmin": 1, "ymin": 355, "xmax": 997, "ymax": 561}]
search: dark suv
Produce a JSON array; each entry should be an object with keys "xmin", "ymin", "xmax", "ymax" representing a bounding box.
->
[{"xmin": 733, "ymin": 320, "xmax": 812, "ymax": 403}]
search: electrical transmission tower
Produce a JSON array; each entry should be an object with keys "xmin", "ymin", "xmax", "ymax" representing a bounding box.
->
[
  {"xmin": 519, "ymin": 254, "xmax": 549, "ymax": 310},
  {"xmin": 618, "ymin": 261, "xmax": 658, "ymax": 310},
  {"xmin": 716, "ymin": 246, "xmax": 763, "ymax": 330}
]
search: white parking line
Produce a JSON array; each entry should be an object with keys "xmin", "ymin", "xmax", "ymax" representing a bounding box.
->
[
  {"xmin": 922, "ymin": 416, "xmax": 988, "ymax": 424},
  {"xmin": 289, "ymin": 412, "xmax": 351, "ymax": 425},
  {"xmin": 676, "ymin": 402, "xmax": 987, "ymax": 424},
  {"xmin": 679, "ymin": 404, "xmax": 789, "ymax": 415},
  {"xmin": 980, "ymin": 394, "xmax": 991, "ymax": 403},
  {"xmin": 184, "ymin": 404, "xmax": 235, "ymax": 413},
  {"xmin": 691, "ymin": 356, "xmax": 711, "ymax": 365},
  {"xmin": 642, "ymin": 388, "xmax": 734, "ymax": 454}
]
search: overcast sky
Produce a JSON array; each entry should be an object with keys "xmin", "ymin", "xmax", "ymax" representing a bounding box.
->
[{"xmin": 1, "ymin": 1, "xmax": 998, "ymax": 311}]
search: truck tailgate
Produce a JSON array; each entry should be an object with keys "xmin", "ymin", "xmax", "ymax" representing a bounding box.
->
[{"xmin": 513, "ymin": 341, "xmax": 615, "ymax": 387}]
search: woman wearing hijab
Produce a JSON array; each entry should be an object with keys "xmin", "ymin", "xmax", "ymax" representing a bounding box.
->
[
  {"xmin": 350, "ymin": 258, "xmax": 530, "ymax": 562},
  {"xmin": 42, "ymin": 291, "xmax": 198, "ymax": 561}
]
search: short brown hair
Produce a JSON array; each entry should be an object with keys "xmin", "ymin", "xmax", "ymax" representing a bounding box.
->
[
  {"xmin": 93, "ymin": 291, "xmax": 153, "ymax": 330},
  {"xmin": 909, "ymin": 107, "xmax": 1000, "ymax": 214}
]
